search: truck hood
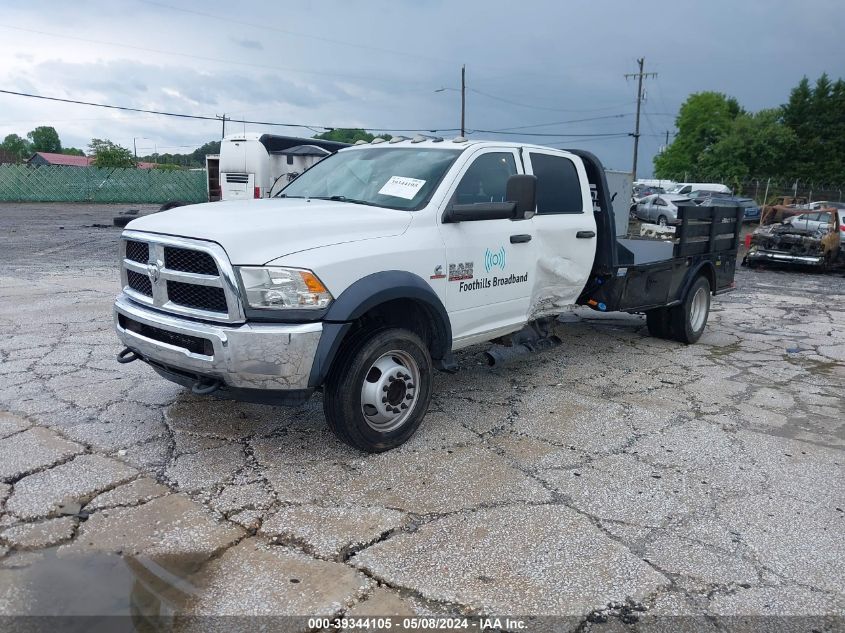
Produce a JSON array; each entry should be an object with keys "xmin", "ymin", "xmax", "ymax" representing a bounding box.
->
[{"xmin": 126, "ymin": 198, "xmax": 412, "ymax": 264}]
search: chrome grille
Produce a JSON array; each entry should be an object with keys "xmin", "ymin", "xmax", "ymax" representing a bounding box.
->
[
  {"xmin": 120, "ymin": 231, "xmax": 245, "ymax": 323},
  {"xmin": 127, "ymin": 270, "xmax": 152, "ymax": 296},
  {"xmin": 167, "ymin": 281, "xmax": 227, "ymax": 312},
  {"xmin": 164, "ymin": 247, "xmax": 218, "ymax": 275},
  {"xmin": 125, "ymin": 240, "xmax": 149, "ymax": 263}
]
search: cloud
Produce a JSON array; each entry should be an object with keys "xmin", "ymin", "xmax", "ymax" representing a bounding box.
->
[{"xmin": 232, "ymin": 38, "xmax": 263, "ymax": 51}]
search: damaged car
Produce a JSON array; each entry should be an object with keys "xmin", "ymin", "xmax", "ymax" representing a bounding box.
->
[{"xmin": 744, "ymin": 210, "xmax": 842, "ymax": 269}]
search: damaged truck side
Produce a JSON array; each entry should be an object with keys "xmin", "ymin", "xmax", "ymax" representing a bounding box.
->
[{"xmin": 114, "ymin": 140, "xmax": 743, "ymax": 452}]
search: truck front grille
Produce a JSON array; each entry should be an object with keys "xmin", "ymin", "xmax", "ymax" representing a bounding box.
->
[
  {"xmin": 120, "ymin": 233, "xmax": 244, "ymax": 323},
  {"xmin": 225, "ymin": 173, "xmax": 249, "ymax": 183},
  {"xmin": 127, "ymin": 270, "xmax": 152, "ymax": 296},
  {"xmin": 164, "ymin": 247, "xmax": 218, "ymax": 275},
  {"xmin": 167, "ymin": 281, "xmax": 227, "ymax": 312},
  {"xmin": 125, "ymin": 240, "xmax": 149, "ymax": 263}
]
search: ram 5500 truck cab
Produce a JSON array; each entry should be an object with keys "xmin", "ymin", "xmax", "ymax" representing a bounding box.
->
[{"xmin": 115, "ymin": 139, "xmax": 741, "ymax": 452}]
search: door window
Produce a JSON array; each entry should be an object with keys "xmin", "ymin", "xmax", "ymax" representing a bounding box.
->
[
  {"xmin": 528, "ymin": 153, "xmax": 583, "ymax": 214},
  {"xmin": 453, "ymin": 153, "xmax": 517, "ymax": 205}
]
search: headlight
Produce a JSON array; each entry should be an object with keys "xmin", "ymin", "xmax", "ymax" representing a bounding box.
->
[{"xmin": 237, "ymin": 267, "xmax": 333, "ymax": 310}]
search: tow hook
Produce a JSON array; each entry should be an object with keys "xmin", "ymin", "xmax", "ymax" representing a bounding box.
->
[
  {"xmin": 191, "ymin": 379, "xmax": 221, "ymax": 395},
  {"xmin": 116, "ymin": 347, "xmax": 140, "ymax": 364}
]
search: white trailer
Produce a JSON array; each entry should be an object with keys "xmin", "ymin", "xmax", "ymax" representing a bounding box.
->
[{"xmin": 214, "ymin": 134, "xmax": 348, "ymax": 202}]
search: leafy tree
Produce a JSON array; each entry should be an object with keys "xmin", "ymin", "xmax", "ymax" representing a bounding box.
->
[
  {"xmin": 654, "ymin": 92, "xmax": 742, "ymax": 180},
  {"xmin": 697, "ymin": 109, "xmax": 797, "ymax": 186},
  {"xmin": 152, "ymin": 163, "xmax": 181, "ymax": 170},
  {"xmin": 0, "ymin": 133, "xmax": 32, "ymax": 160},
  {"xmin": 89, "ymin": 138, "xmax": 136, "ymax": 168},
  {"xmin": 62, "ymin": 147, "xmax": 85, "ymax": 156},
  {"xmin": 27, "ymin": 126, "xmax": 62, "ymax": 153},
  {"xmin": 313, "ymin": 128, "xmax": 391, "ymax": 144}
]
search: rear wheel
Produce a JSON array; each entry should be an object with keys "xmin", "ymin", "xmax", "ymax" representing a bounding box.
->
[
  {"xmin": 323, "ymin": 328, "xmax": 433, "ymax": 452},
  {"xmin": 669, "ymin": 276, "xmax": 711, "ymax": 344}
]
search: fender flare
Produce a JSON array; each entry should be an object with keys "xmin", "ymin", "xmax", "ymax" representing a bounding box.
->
[
  {"xmin": 681, "ymin": 261, "xmax": 717, "ymax": 299},
  {"xmin": 308, "ymin": 271, "xmax": 452, "ymax": 388}
]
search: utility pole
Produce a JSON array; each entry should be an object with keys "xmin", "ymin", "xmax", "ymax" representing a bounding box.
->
[
  {"xmin": 624, "ymin": 58, "xmax": 657, "ymax": 181},
  {"xmin": 218, "ymin": 114, "xmax": 227, "ymax": 139},
  {"xmin": 460, "ymin": 65, "xmax": 466, "ymax": 137},
  {"xmin": 665, "ymin": 130, "xmax": 670, "ymax": 146}
]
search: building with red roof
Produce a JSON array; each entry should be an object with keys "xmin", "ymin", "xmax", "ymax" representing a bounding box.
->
[{"xmin": 27, "ymin": 152, "xmax": 158, "ymax": 169}]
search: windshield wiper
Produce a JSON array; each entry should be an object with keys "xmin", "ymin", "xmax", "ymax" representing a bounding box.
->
[{"xmin": 311, "ymin": 195, "xmax": 376, "ymax": 206}]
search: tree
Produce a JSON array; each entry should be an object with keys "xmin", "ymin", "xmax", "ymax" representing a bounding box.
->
[
  {"xmin": 27, "ymin": 126, "xmax": 62, "ymax": 153},
  {"xmin": 0, "ymin": 134, "xmax": 32, "ymax": 161},
  {"xmin": 62, "ymin": 147, "xmax": 85, "ymax": 156},
  {"xmin": 697, "ymin": 109, "xmax": 797, "ymax": 186},
  {"xmin": 89, "ymin": 138, "xmax": 136, "ymax": 168},
  {"xmin": 654, "ymin": 92, "xmax": 742, "ymax": 180},
  {"xmin": 313, "ymin": 128, "xmax": 391, "ymax": 144}
]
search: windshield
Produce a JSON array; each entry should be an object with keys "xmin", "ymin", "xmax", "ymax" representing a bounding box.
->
[{"xmin": 277, "ymin": 147, "xmax": 462, "ymax": 210}]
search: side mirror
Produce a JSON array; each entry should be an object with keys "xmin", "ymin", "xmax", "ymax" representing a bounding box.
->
[{"xmin": 506, "ymin": 174, "xmax": 537, "ymax": 219}]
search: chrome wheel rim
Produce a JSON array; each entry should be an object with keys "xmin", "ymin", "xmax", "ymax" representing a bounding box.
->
[
  {"xmin": 360, "ymin": 350, "xmax": 420, "ymax": 433},
  {"xmin": 689, "ymin": 286, "xmax": 709, "ymax": 332}
]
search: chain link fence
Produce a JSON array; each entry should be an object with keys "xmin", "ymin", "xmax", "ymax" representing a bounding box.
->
[
  {"xmin": 0, "ymin": 164, "xmax": 208, "ymax": 203},
  {"xmin": 731, "ymin": 179, "xmax": 845, "ymax": 205}
]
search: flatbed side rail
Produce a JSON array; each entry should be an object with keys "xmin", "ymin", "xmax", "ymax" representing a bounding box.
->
[{"xmin": 675, "ymin": 203, "xmax": 744, "ymax": 257}]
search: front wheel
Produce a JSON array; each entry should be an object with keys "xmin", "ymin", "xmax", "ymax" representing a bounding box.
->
[
  {"xmin": 323, "ymin": 328, "xmax": 433, "ymax": 452},
  {"xmin": 669, "ymin": 276, "xmax": 711, "ymax": 344}
]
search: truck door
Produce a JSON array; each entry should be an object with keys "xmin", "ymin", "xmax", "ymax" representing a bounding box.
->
[
  {"xmin": 438, "ymin": 148, "xmax": 535, "ymax": 346},
  {"xmin": 523, "ymin": 150, "xmax": 597, "ymax": 316}
]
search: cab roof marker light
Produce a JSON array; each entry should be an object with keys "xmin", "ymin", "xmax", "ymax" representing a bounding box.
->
[
  {"xmin": 431, "ymin": 137, "xmax": 444, "ymax": 143},
  {"xmin": 371, "ymin": 137, "xmax": 387, "ymax": 144},
  {"xmin": 354, "ymin": 140, "xmax": 367, "ymax": 145},
  {"xmin": 452, "ymin": 136, "xmax": 468, "ymax": 143},
  {"xmin": 411, "ymin": 135, "xmax": 426, "ymax": 143},
  {"xmin": 389, "ymin": 136, "xmax": 406, "ymax": 144}
]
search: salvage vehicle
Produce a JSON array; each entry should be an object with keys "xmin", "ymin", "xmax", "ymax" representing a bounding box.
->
[
  {"xmin": 113, "ymin": 139, "xmax": 743, "ymax": 452},
  {"xmin": 633, "ymin": 193, "xmax": 692, "ymax": 225},
  {"xmin": 745, "ymin": 210, "xmax": 841, "ymax": 269}
]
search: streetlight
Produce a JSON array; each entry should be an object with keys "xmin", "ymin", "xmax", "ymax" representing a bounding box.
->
[{"xmin": 133, "ymin": 137, "xmax": 149, "ymax": 159}]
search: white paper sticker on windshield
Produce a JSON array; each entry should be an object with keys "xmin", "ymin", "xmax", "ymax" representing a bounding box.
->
[{"xmin": 378, "ymin": 176, "xmax": 426, "ymax": 200}]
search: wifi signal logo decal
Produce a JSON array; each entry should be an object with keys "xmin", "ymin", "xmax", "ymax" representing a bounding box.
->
[{"xmin": 484, "ymin": 247, "xmax": 507, "ymax": 273}]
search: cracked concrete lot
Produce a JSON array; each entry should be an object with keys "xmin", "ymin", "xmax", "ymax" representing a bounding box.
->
[{"xmin": 0, "ymin": 203, "xmax": 843, "ymax": 630}]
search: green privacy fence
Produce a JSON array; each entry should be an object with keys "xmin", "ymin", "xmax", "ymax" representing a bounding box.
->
[{"xmin": 0, "ymin": 164, "xmax": 208, "ymax": 203}]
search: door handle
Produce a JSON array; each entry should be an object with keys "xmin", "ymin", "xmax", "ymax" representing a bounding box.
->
[
  {"xmin": 510, "ymin": 234, "xmax": 532, "ymax": 244},
  {"xmin": 576, "ymin": 230, "xmax": 596, "ymax": 239}
]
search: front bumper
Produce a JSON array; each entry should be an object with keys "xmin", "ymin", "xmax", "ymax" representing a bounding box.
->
[
  {"xmin": 745, "ymin": 249, "xmax": 824, "ymax": 266},
  {"xmin": 114, "ymin": 293, "xmax": 322, "ymax": 393}
]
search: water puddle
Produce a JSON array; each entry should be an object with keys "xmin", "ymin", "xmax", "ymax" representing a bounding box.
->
[{"xmin": 0, "ymin": 547, "xmax": 205, "ymax": 632}]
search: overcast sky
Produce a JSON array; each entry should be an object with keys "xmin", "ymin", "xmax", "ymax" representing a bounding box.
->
[{"xmin": 1, "ymin": 0, "xmax": 844, "ymax": 176}]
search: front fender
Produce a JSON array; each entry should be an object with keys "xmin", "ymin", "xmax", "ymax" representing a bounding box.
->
[{"xmin": 308, "ymin": 271, "xmax": 451, "ymax": 388}]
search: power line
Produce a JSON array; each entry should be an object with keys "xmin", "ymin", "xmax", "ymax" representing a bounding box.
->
[
  {"xmin": 0, "ymin": 24, "xmax": 428, "ymax": 87},
  {"xmin": 0, "ymin": 89, "xmax": 461, "ymax": 133},
  {"xmin": 469, "ymin": 129, "xmax": 632, "ymax": 138},
  {"xmin": 487, "ymin": 113, "xmax": 631, "ymax": 132},
  {"xmin": 469, "ymin": 88, "xmax": 637, "ymax": 113},
  {"xmin": 138, "ymin": 0, "xmax": 455, "ymax": 67}
]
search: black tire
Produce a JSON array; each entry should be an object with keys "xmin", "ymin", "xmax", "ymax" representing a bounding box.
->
[
  {"xmin": 323, "ymin": 328, "xmax": 433, "ymax": 453},
  {"xmin": 668, "ymin": 276, "xmax": 711, "ymax": 344},
  {"xmin": 113, "ymin": 215, "xmax": 132, "ymax": 227},
  {"xmin": 645, "ymin": 307, "xmax": 673, "ymax": 339},
  {"xmin": 159, "ymin": 201, "xmax": 188, "ymax": 211},
  {"xmin": 657, "ymin": 215, "xmax": 668, "ymax": 227}
]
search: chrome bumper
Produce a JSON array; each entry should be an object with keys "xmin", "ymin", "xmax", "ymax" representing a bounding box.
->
[
  {"xmin": 746, "ymin": 249, "xmax": 824, "ymax": 266},
  {"xmin": 114, "ymin": 293, "xmax": 322, "ymax": 391}
]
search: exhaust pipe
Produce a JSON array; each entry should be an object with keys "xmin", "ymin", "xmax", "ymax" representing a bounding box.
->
[
  {"xmin": 484, "ymin": 334, "xmax": 562, "ymax": 368},
  {"xmin": 191, "ymin": 378, "xmax": 221, "ymax": 395}
]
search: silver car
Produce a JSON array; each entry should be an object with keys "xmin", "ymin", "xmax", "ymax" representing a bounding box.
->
[{"xmin": 634, "ymin": 194, "xmax": 691, "ymax": 226}]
